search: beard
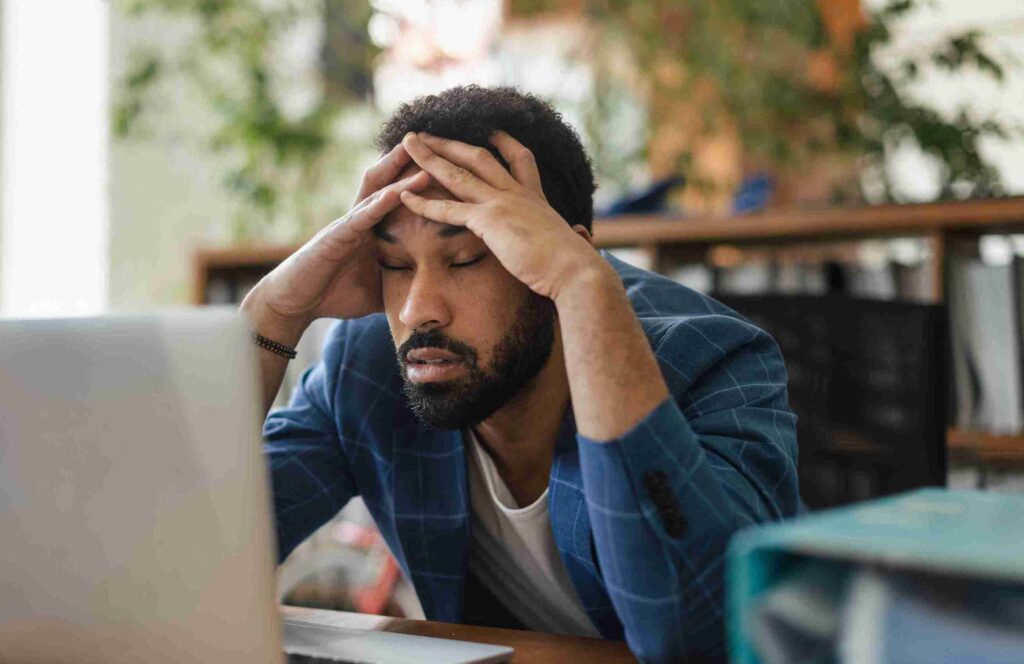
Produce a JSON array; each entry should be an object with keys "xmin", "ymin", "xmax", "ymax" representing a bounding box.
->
[{"xmin": 395, "ymin": 293, "xmax": 557, "ymax": 430}]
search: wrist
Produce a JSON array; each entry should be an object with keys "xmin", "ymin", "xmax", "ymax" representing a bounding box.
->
[
  {"xmin": 239, "ymin": 288, "xmax": 309, "ymax": 349},
  {"xmin": 551, "ymin": 253, "xmax": 620, "ymax": 308}
]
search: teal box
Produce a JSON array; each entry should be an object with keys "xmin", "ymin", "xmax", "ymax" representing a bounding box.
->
[{"xmin": 726, "ymin": 489, "xmax": 1024, "ymax": 664}]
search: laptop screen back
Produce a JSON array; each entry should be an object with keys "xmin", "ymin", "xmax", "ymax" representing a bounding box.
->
[{"xmin": 0, "ymin": 310, "xmax": 283, "ymax": 664}]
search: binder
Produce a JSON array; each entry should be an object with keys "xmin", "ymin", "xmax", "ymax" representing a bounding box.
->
[{"xmin": 727, "ymin": 489, "xmax": 1024, "ymax": 664}]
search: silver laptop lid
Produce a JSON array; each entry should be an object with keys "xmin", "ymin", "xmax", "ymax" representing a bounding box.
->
[{"xmin": 0, "ymin": 310, "xmax": 283, "ymax": 664}]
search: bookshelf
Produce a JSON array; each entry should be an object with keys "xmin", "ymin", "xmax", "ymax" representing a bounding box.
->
[{"xmin": 193, "ymin": 195, "xmax": 1024, "ymax": 466}]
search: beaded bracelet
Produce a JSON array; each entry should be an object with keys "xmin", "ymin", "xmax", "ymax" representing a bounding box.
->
[{"xmin": 252, "ymin": 332, "xmax": 298, "ymax": 360}]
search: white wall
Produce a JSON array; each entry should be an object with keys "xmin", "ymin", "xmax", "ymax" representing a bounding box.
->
[
  {"xmin": 1, "ymin": 0, "xmax": 108, "ymax": 317},
  {"xmin": 106, "ymin": 10, "xmax": 237, "ymax": 310},
  {"xmin": 106, "ymin": 6, "xmax": 364, "ymax": 310}
]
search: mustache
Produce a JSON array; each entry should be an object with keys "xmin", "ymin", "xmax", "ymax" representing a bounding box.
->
[{"xmin": 396, "ymin": 329, "xmax": 478, "ymax": 365}]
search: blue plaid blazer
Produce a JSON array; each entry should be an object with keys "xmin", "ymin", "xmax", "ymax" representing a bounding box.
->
[{"xmin": 264, "ymin": 252, "xmax": 800, "ymax": 662}]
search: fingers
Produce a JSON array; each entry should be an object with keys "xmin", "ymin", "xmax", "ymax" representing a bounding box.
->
[
  {"xmin": 399, "ymin": 190, "xmax": 472, "ymax": 227},
  {"xmin": 490, "ymin": 131, "xmax": 545, "ymax": 198},
  {"xmin": 402, "ymin": 133, "xmax": 494, "ymax": 203},
  {"xmin": 355, "ymin": 141, "xmax": 413, "ymax": 203},
  {"xmin": 347, "ymin": 170, "xmax": 430, "ymax": 232},
  {"xmin": 415, "ymin": 133, "xmax": 519, "ymax": 191}
]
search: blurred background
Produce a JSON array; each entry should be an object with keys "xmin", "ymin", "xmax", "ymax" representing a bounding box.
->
[{"xmin": 3, "ymin": 0, "xmax": 1023, "ymax": 617}]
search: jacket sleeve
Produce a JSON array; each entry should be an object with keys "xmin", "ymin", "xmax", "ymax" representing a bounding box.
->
[
  {"xmin": 578, "ymin": 316, "xmax": 800, "ymax": 663},
  {"xmin": 263, "ymin": 340, "xmax": 358, "ymax": 563}
]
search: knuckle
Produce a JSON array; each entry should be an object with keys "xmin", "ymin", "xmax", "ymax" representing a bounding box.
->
[
  {"xmin": 363, "ymin": 162, "xmax": 385, "ymax": 183},
  {"xmin": 318, "ymin": 217, "xmax": 348, "ymax": 241},
  {"xmin": 357, "ymin": 191, "xmax": 383, "ymax": 212},
  {"xmin": 450, "ymin": 167, "xmax": 471, "ymax": 183},
  {"xmin": 472, "ymin": 147, "xmax": 491, "ymax": 165},
  {"xmin": 515, "ymin": 147, "xmax": 535, "ymax": 163}
]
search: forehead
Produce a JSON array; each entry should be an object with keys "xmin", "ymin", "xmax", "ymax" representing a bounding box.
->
[{"xmin": 375, "ymin": 163, "xmax": 469, "ymax": 243}]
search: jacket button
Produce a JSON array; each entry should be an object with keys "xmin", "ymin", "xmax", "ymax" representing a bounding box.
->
[
  {"xmin": 643, "ymin": 470, "xmax": 668, "ymax": 492},
  {"xmin": 663, "ymin": 513, "xmax": 687, "ymax": 538},
  {"xmin": 659, "ymin": 503, "xmax": 682, "ymax": 520},
  {"xmin": 657, "ymin": 502, "xmax": 687, "ymax": 538},
  {"xmin": 651, "ymin": 488, "xmax": 672, "ymax": 503},
  {"xmin": 643, "ymin": 471, "xmax": 674, "ymax": 506}
]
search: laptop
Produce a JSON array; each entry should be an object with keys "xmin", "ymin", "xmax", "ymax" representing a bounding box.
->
[{"xmin": 0, "ymin": 309, "xmax": 512, "ymax": 664}]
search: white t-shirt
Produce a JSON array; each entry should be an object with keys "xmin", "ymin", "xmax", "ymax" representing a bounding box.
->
[{"xmin": 465, "ymin": 429, "xmax": 601, "ymax": 638}]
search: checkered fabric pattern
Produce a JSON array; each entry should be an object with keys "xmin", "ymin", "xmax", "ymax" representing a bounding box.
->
[{"xmin": 264, "ymin": 252, "xmax": 801, "ymax": 663}]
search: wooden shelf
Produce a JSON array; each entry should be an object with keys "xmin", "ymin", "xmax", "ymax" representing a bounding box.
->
[
  {"xmin": 194, "ymin": 245, "xmax": 297, "ymax": 269},
  {"xmin": 193, "ymin": 197, "xmax": 1024, "ymax": 467},
  {"xmin": 193, "ymin": 196, "xmax": 1024, "ymax": 275},
  {"xmin": 948, "ymin": 428, "xmax": 1024, "ymax": 466},
  {"xmin": 592, "ymin": 196, "xmax": 1024, "ymax": 247},
  {"xmin": 192, "ymin": 245, "xmax": 299, "ymax": 304}
]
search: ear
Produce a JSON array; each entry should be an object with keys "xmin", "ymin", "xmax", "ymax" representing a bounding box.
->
[{"xmin": 571, "ymin": 224, "xmax": 594, "ymax": 246}]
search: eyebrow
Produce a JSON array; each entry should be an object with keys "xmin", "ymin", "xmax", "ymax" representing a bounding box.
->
[
  {"xmin": 373, "ymin": 224, "xmax": 468, "ymax": 243},
  {"xmin": 437, "ymin": 225, "xmax": 469, "ymax": 239},
  {"xmin": 372, "ymin": 225, "xmax": 397, "ymax": 243}
]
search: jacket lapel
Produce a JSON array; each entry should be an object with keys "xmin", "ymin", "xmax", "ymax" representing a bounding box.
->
[
  {"xmin": 389, "ymin": 417, "xmax": 469, "ymax": 624},
  {"xmin": 548, "ymin": 409, "xmax": 624, "ymax": 639},
  {"xmin": 388, "ymin": 404, "xmax": 623, "ymax": 638}
]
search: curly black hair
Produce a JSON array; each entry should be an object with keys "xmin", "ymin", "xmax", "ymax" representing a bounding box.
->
[{"xmin": 375, "ymin": 85, "xmax": 596, "ymax": 232}]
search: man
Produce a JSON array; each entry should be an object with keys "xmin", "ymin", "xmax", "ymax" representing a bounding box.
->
[{"xmin": 241, "ymin": 85, "xmax": 800, "ymax": 663}]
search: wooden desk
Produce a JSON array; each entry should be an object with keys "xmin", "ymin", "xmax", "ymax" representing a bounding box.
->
[{"xmin": 281, "ymin": 605, "xmax": 636, "ymax": 663}]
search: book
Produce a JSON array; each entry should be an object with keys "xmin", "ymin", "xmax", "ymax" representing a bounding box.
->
[
  {"xmin": 668, "ymin": 263, "xmax": 712, "ymax": 293},
  {"xmin": 963, "ymin": 262, "xmax": 1022, "ymax": 433},
  {"xmin": 842, "ymin": 262, "xmax": 897, "ymax": 300},
  {"xmin": 947, "ymin": 254, "xmax": 979, "ymax": 429},
  {"xmin": 728, "ymin": 489, "xmax": 1024, "ymax": 664},
  {"xmin": 716, "ymin": 262, "xmax": 773, "ymax": 295}
]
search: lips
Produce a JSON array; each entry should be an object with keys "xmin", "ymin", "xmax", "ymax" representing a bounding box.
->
[
  {"xmin": 406, "ymin": 347, "xmax": 462, "ymax": 365},
  {"xmin": 404, "ymin": 348, "xmax": 465, "ymax": 384}
]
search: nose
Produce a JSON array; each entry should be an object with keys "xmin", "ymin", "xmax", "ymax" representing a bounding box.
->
[{"xmin": 398, "ymin": 268, "xmax": 452, "ymax": 332}]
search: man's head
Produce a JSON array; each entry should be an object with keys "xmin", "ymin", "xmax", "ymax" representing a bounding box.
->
[
  {"xmin": 373, "ymin": 86, "xmax": 595, "ymax": 430},
  {"xmin": 375, "ymin": 85, "xmax": 596, "ymax": 232}
]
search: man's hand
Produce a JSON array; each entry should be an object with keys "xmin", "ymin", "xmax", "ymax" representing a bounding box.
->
[
  {"xmin": 398, "ymin": 131, "xmax": 603, "ymax": 302},
  {"xmin": 241, "ymin": 142, "xmax": 428, "ymax": 415},
  {"xmin": 242, "ymin": 142, "xmax": 429, "ymax": 343}
]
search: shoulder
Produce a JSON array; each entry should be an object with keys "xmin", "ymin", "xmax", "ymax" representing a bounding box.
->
[
  {"xmin": 605, "ymin": 250, "xmax": 733, "ymax": 321},
  {"xmin": 604, "ymin": 250, "xmax": 764, "ymax": 346},
  {"xmin": 604, "ymin": 252, "xmax": 782, "ymax": 394}
]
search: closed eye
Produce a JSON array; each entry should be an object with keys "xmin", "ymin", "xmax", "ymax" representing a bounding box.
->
[
  {"xmin": 378, "ymin": 254, "xmax": 487, "ymax": 272},
  {"xmin": 451, "ymin": 254, "xmax": 487, "ymax": 269},
  {"xmin": 378, "ymin": 262, "xmax": 410, "ymax": 272}
]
